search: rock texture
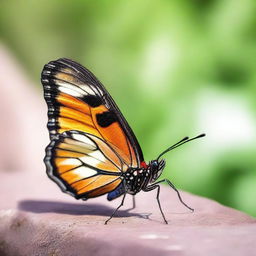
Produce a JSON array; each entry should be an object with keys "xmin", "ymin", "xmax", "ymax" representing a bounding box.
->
[{"xmin": 0, "ymin": 168, "xmax": 256, "ymax": 256}]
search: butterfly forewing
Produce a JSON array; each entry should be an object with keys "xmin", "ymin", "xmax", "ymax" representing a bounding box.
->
[
  {"xmin": 42, "ymin": 58, "xmax": 143, "ymax": 168},
  {"xmin": 42, "ymin": 58, "xmax": 143, "ymax": 199}
]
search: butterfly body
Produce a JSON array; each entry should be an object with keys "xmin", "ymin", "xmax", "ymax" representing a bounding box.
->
[
  {"xmin": 41, "ymin": 58, "xmax": 204, "ymax": 224},
  {"xmin": 122, "ymin": 159, "xmax": 165, "ymax": 195}
]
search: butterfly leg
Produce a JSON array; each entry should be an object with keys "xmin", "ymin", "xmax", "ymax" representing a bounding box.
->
[
  {"xmin": 131, "ymin": 195, "xmax": 136, "ymax": 210},
  {"xmin": 104, "ymin": 192, "xmax": 127, "ymax": 225},
  {"xmin": 143, "ymin": 184, "xmax": 168, "ymax": 224},
  {"xmin": 152, "ymin": 179, "xmax": 194, "ymax": 212}
]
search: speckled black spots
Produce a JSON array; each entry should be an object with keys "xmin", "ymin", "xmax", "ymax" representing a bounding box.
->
[
  {"xmin": 96, "ymin": 111, "xmax": 117, "ymax": 127},
  {"xmin": 83, "ymin": 95, "xmax": 103, "ymax": 107}
]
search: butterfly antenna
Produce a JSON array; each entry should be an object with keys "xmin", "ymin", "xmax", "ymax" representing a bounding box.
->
[{"xmin": 157, "ymin": 133, "xmax": 205, "ymax": 161}]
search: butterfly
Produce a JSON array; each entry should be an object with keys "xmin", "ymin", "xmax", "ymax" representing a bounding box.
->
[{"xmin": 41, "ymin": 58, "xmax": 205, "ymax": 224}]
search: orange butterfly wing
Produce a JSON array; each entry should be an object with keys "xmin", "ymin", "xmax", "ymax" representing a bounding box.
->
[
  {"xmin": 41, "ymin": 58, "xmax": 144, "ymax": 199},
  {"xmin": 45, "ymin": 131, "xmax": 123, "ymax": 199}
]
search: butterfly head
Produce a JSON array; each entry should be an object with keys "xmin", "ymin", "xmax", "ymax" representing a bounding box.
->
[{"xmin": 150, "ymin": 159, "xmax": 166, "ymax": 182}]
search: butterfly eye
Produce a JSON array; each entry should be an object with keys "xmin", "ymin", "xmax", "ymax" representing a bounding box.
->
[{"xmin": 151, "ymin": 160, "xmax": 158, "ymax": 170}]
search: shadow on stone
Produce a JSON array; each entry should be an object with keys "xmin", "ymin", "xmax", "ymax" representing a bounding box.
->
[{"xmin": 18, "ymin": 200, "xmax": 145, "ymax": 218}]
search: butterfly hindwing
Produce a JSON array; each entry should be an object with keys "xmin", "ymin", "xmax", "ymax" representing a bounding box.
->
[{"xmin": 45, "ymin": 130, "xmax": 123, "ymax": 199}]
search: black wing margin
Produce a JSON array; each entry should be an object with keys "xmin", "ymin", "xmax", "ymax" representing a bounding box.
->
[{"xmin": 41, "ymin": 58, "xmax": 144, "ymax": 165}]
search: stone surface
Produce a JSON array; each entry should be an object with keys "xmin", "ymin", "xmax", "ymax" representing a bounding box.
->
[
  {"xmin": 0, "ymin": 44, "xmax": 256, "ymax": 256},
  {"xmin": 0, "ymin": 168, "xmax": 256, "ymax": 256}
]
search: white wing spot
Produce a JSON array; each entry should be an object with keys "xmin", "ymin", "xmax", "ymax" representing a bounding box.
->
[
  {"xmin": 72, "ymin": 166, "xmax": 98, "ymax": 178},
  {"xmin": 89, "ymin": 150, "xmax": 106, "ymax": 162},
  {"xmin": 59, "ymin": 86, "xmax": 82, "ymax": 97},
  {"xmin": 57, "ymin": 81, "xmax": 85, "ymax": 96},
  {"xmin": 72, "ymin": 134, "xmax": 96, "ymax": 147},
  {"xmin": 80, "ymin": 84, "xmax": 98, "ymax": 95},
  {"xmin": 59, "ymin": 158, "xmax": 81, "ymax": 166},
  {"xmin": 64, "ymin": 138, "xmax": 96, "ymax": 151},
  {"xmin": 80, "ymin": 155, "xmax": 100, "ymax": 166}
]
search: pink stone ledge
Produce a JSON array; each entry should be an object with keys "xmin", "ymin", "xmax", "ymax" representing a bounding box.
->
[{"xmin": 0, "ymin": 170, "xmax": 256, "ymax": 256}]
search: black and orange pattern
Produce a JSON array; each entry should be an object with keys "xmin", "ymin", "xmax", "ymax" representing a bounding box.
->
[
  {"xmin": 46, "ymin": 131, "xmax": 123, "ymax": 199},
  {"xmin": 42, "ymin": 58, "xmax": 201, "ymax": 224},
  {"xmin": 41, "ymin": 58, "xmax": 143, "ymax": 199}
]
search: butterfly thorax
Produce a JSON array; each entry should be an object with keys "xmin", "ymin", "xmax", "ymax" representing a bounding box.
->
[
  {"xmin": 123, "ymin": 159, "xmax": 166, "ymax": 195},
  {"xmin": 123, "ymin": 168, "xmax": 151, "ymax": 195}
]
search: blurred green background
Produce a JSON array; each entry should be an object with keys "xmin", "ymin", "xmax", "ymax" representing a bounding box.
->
[{"xmin": 1, "ymin": 0, "xmax": 255, "ymax": 216}]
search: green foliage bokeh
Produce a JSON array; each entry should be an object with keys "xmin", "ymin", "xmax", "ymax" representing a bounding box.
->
[{"xmin": 1, "ymin": 0, "xmax": 255, "ymax": 216}]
